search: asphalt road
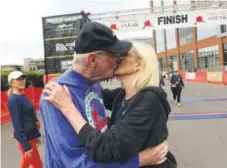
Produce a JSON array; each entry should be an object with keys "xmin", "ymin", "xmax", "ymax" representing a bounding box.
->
[{"xmin": 1, "ymin": 81, "xmax": 227, "ymax": 168}]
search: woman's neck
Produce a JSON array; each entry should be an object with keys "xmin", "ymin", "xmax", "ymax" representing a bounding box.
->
[
  {"xmin": 12, "ymin": 88, "xmax": 23, "ymax": 95},
  {"xmin": 119, "ymin": 75, "xmax": 138, "ymax": 100}
]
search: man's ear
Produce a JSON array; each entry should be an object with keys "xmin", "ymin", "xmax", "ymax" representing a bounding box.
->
[{"xmin": 87, "ymin": 53, "xmax": 97, "ymax": 67}]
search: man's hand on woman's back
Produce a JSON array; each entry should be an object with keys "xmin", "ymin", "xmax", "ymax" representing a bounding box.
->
[{"xmin": 139, "ymin": 140, "xmax": 168, "ymax": 166}]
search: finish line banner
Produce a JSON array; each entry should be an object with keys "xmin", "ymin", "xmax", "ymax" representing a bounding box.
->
[
  {"xmin": 42, "ymin": 13, "xmax": 90, "ymax": 73},
  {"xmin": 42, "ymin": 8, "xmax": 227, "ymax": 74},
  {"xmin": 96, "ymin": 8, "xmax": 227, "ymax": 32}
]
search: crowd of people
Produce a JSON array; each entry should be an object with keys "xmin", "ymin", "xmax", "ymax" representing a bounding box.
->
[{"xmin": 6, "ymin": 21, "xmax": 187, "ymax": 168}]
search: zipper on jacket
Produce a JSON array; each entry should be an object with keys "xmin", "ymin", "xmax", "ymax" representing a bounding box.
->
[
  {"xmin": 112, "ymin": 90, "xmax": 141, "ymax": 117},
  {"xmin": 110, "ymin": 90, "xmax": 124, "ymax": 125}
]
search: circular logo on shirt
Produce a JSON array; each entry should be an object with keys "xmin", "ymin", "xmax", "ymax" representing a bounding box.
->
[{"xmin": 85, "ymin": 92, "xmax": 108, "ymax": 132}]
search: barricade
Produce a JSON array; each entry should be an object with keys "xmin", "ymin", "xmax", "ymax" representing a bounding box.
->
[
  {"xmin": 24, "ymin": 88, "xmax": 43, "ymax": 110},
  {"xmin": 223, "ymin": 71, "xmax": 227, "ymax": 85},
  {"xmin": 43, "ymin": 74, "xmax": 60, "ymax": 84},
  {"xmin": 1, "ymin": 92, "xmax": 10, "ymax": 125},
  {"xmin": 185, "ymin": 72, "xmax": 196, "ymax": 81},
  {"xmin": 1, "ymin": 88, "xmax": 43, "ymax": 125},
  {"xmin": 183, "ymin": 71, "xmax": 227, "ymax": 85},
  {"xmin": 180, "ymin": 72, "xmax": 185, "ymax": 80},
  {"xmin": 195, "ymin": 72, "xmax": 207, "ymax": 83},
  {"xmin": 207, "ymin": 72, "xmax": 223, "ymax": 84}
]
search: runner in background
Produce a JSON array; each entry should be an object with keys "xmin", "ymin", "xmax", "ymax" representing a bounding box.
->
[
  {"xmin": 170, "ymin": 70, "xmax": 184, "ymax": 107},
  {"xmin": 7, "ymin": 71, "xmax": 42, "ymax": 168},
  {"xmin": 159, "ymin": 72, "xmax": 165, "ymax": 88}
]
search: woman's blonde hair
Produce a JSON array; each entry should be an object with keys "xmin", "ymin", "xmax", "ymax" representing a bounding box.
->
[
  {"xmin": 7, "ymin": 78, "xmax": 13, "ymax": 96},
  {"xmin": 7, "ymin": 87, "xmax": 13, "ymax": 96},
  {"xmin": 129, "ymin": 42, "xmax": 160, "ymax": 91}
]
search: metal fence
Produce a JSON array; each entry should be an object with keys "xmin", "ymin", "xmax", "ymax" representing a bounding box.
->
[{"xmin": 90, "ymin": 1, "xmax": 227, "ymax": 20}]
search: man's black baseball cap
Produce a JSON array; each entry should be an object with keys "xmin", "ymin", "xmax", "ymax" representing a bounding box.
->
[{"xmin": 74, "ymin": 22, "xmax": 132, "ymax": 55}]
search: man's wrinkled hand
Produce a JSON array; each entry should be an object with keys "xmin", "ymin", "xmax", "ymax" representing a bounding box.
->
[{"xmin": 139, "ymin": 140, "xmax": 168, "ymax": 167}]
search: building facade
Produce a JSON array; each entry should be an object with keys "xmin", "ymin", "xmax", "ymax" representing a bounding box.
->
[
  {"xmin": 151, "ymin": 0, "xmax": 227, "ymax": 72},
  {"xmin": 23, "ymin": 58, "xmax": 45, "ymax": 72},
  {"xmin": 155, "ymin": 27, "xmax": 227, "ymax": 72},
  {"xmin": 1, "ymin": 65, "xmax": 23, "ymax": 72}
]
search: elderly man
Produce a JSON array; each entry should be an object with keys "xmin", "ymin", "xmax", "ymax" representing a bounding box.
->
[{"xmin": 40, "ymin": 22, "xmax": 168, "ymax": 168}]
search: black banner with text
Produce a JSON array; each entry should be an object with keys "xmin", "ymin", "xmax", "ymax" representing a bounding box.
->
[{"xmin": 42, "ymin": 13, "xmax": 90, "ymax": 74}]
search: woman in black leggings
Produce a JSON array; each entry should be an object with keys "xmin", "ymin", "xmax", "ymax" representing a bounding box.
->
[{"xmin": 170, "ymin": 70, "xmax": 184, "ymax": 107}]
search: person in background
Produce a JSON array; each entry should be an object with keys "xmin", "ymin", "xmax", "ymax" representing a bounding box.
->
[
  {"xmin": 1, "ymin": 77, "xmax": 6, "ymax": 91},
  {"xmin": 7, "ymin": 71, "xmax": 42, "ymax": 168},
  {"xmin": 28, "ymin": 80, "xmax": 34, "ymax": 88},
  {"xmin": 170, "ymin": 70, "xmax": 184, "ymax": 107},
  {"xmin": 159, "ymin": 72, "xmax": 165, "ymax": 88}
]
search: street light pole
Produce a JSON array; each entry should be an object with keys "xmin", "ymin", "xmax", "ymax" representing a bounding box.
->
[{"xmin": 160, "ymin": 0, "xmax": 168, "ymax": 72}]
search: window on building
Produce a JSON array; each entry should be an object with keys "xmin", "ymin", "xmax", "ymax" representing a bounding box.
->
[
  {"xmin": 167, "ymin": 55, "xmax": 177, "ymax": 71},
  {"xmin": 197, "ymin": 26, "xmax": 217, "ymax": 41},
  {"xmin": 198, "ymin": 45, "xmax": 219, "ymax": 69},
  {"xmin": 224, "ymin": 43, "xmax": 227, "ymax": 65},
  {"xmin": 179, "ymin": 27, "xmax": 193, "ymax": 45},
  {"xmin": 156, "ymin": 30, "xmax": 166, "ymax": 53},
  {"xmin": 166, "ymin": 29, "xmax": 176, "ymax": 49},
  {"xmin": 180, "ymin": 51, "xmax": 194, "ymax": 70},
  {"xmin": 221, "ymin": 25, "xmax": 227, "ymax": 33},
  {"xmin": 132, "ymin": 38, "xmax": 153, "ymax": 45},
  {"xmin": 159, "ymin": 58, "xmax": 165, "ymax": 71}
]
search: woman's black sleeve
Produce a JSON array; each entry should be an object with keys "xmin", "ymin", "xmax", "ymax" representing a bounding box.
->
[{"xmin": 78, "ymin": 91, "xmax": 160, "ymax": 162}]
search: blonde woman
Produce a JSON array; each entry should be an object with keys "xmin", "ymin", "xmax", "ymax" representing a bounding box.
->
[
  {"xmin": 43, "ymin": 42, "xmax": 177, "ymax": 168},
  {"xmin": 7, "ymin": 71, "xmax": 42, "ymax": 168}
]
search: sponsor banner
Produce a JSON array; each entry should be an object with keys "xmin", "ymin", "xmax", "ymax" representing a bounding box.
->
[
  {"xmin": 203, "ymin": 9, "xmax": 227, "ymax": 23},
  {"xmin": 42, "ymin": 13, "xmax": 83, "ymax": 39},
  {"xmin": 43, "ymin": 74, "xmax": 60, "ymax": 84},
  {"xmin": 207, "ymin": 72, "xmax": 223, "ymax": 82},
  {"xmin": 43, "ymin": 22, "xmax": 79, "ymax": 39},
  {"xmin": 43, "ymin": 14, "xmax": 82, "ymax": 25},
  {"xmin": 61, "ymin": 59, "xmax": 73, "ymax": 70},
  {"xmin": 44, "ymin": 38, "xmax": 75, "ymax": 58},
  {"xmin": 185, "ymin": 72, "xmax": 196, "ymax": 80},
  {"xmin": 192, "ymin": 8, "xmax": 227, "ymax": 27},
  {"xmin": 97, "ymin": 8, "xmax": 227, "ymax": 32},
  {"xmin": 45, "ymin": 57, "xmax": 73, "ymax": 74},
  {"xmin": 42, "ymin": 13, "xmax": 90, "ymax": 74}
]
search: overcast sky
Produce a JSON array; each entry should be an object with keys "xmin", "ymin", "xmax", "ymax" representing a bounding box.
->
[{"xmin": 0, "ymin": 0, "xmax": 216, "ymax": 65}]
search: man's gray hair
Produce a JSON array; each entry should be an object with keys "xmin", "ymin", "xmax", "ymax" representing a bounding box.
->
[
  {"xmin": 72, "ymin": 51, "xmax": 112, "ymax": 68},
  {"xmin": 72, "ymin": 52, "xmax": 88, "ymax": 68}
]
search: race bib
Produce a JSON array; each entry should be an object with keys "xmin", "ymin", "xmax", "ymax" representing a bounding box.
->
[{"xmin": 171, "ymin": 84, "xmax": 177, "ymax": 87}]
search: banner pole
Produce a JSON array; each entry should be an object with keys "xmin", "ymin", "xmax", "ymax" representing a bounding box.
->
[{"xmin": 42, "ymin": 17, "xmax": 49, "ymax": 84}]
